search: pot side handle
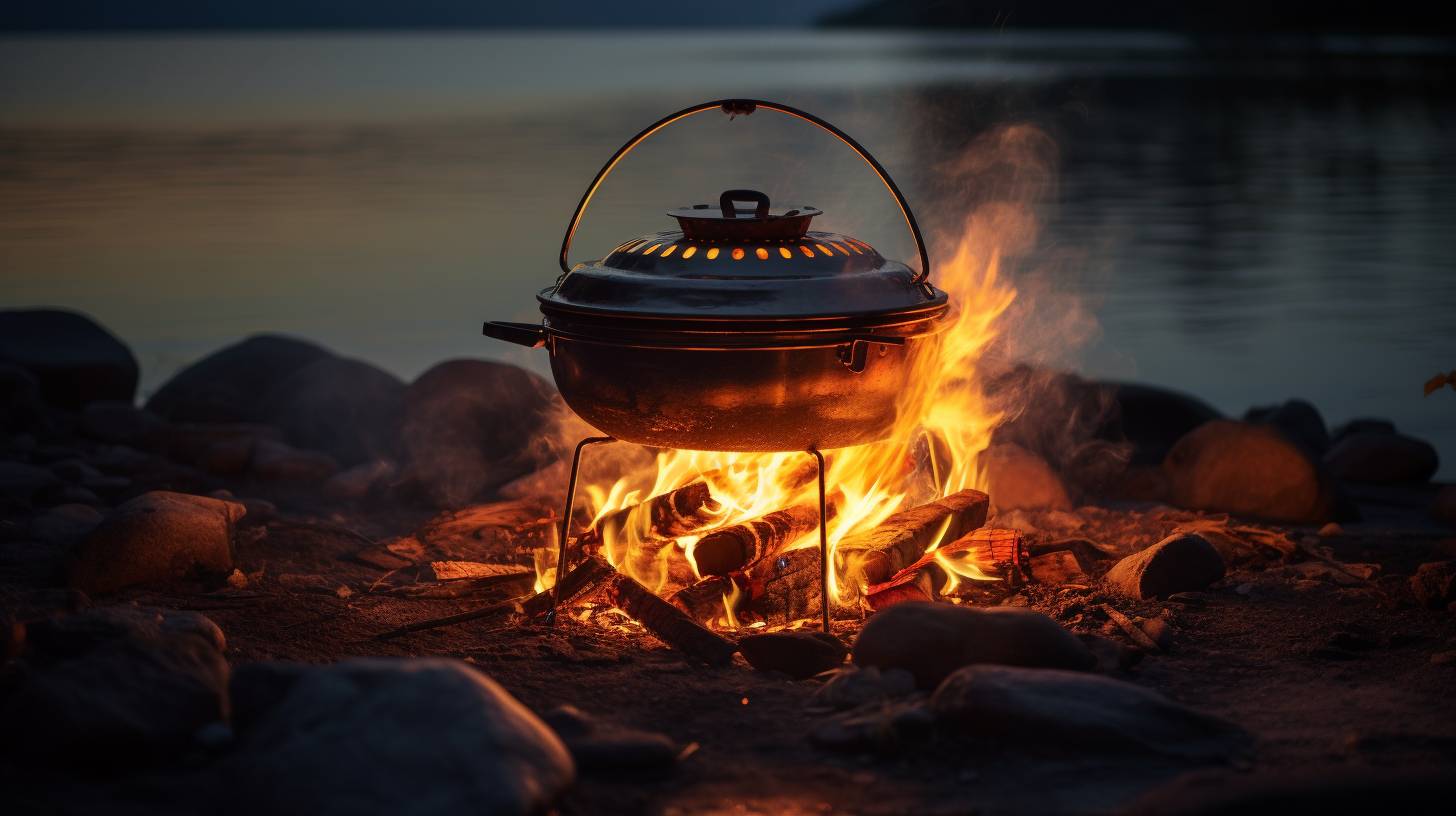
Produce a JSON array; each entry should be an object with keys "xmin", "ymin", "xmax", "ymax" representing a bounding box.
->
[
  {"xmin": 556, "ymin": 99, "xmax": 933, "ymax": 290},
  {"xmin": 482, "ymin": 321, "xmax": 546, "ymax": 349}
]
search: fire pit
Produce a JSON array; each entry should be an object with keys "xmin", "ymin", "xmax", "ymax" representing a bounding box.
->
[{"xmin": 483, "ymin": 99, "xmax": 949, "ymax": 631}]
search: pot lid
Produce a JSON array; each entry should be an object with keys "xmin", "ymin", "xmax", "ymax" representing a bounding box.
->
[{"xmin": 542, "ymin": 190, "xmax": 943, "ymax": 321}]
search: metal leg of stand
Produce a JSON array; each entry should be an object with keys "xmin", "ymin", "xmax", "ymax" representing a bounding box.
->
[
  {"xmin": 546, "ymin": 435, "xmax": 614, "ymax": 627},
  {"xmin": 808, "ymin": 447, "xmax": 830, "ymax": 633}
]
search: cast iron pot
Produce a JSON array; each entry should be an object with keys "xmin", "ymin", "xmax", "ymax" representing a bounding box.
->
[{"xmin": 484, "ymin": 99, "xmax": 949, "ymax": 452}]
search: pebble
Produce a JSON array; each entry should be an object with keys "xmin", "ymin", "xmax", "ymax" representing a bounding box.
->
[{"xmin": 853, "ymin": 603, "xmax": 1094, "ymax": 689}]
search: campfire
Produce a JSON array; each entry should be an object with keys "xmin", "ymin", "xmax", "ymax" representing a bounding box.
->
[{"xmin": 450, "ymin": 99, "xmax": 1020, "ymax": 651}]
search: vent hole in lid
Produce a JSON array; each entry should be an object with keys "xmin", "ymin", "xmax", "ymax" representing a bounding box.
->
[
  {"xmin": 845, "ymin": 242, "xmax": 864, "ymax": 254},
  {"xmin": 731, "ymin": 247, "xmax": 745, "ymax": 260},
  {"xmin": 815, "ymin": 244, "xmax": 833, "ymax": 256},
  {"xmin": 681, "ymin": 246, "xmax": 697, "ymax": 259},
  {"xmin": 706, "ymin": 247, "xmax": 720, "ymax": 260},
  {"xmin": 831, "ymin": 242, "xmax": 851, "ymax": 256},
  {"xmin": 778, "ymin": 247, "xmax": 792, "ymax": 259},
  {"xmin": 660, "ymin": 244, "xmax": 678, "ymax": 258},
  {"xmin": 755, "ymin": 247, "xmax": 769, "ymax": 260},
  {"xmin": 642, "ymin": 243, "xmax": 662, "ymax": 255},
  {"xmin": 799, "ymin": 245, "xmax": 814, "ymax": 257}
]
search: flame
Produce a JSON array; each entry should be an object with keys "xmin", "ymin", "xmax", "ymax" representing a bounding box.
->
[{"xmin": 541, "ymin": 125, "xmax": 1048, "ymax": 623}]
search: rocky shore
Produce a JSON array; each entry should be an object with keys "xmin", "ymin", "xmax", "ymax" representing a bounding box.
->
[{"xmin": 3, "ymin": 308, "xmax": 1454, "ymax": 815}]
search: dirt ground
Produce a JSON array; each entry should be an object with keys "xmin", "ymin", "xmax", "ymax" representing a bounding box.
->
[{"xmin": 8, "ymin": 472, "xmax": 1452, "ymax": 816}]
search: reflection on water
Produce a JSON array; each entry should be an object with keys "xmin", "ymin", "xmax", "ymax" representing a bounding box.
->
[{"xmin": 1, "ymin": 32, "xmax": 1453, "ymax": 474}]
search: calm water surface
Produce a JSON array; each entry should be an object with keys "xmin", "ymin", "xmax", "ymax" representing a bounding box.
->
[{"xmin": 2, "ymin": 32, "xmax": 1453, "ymax": 474}]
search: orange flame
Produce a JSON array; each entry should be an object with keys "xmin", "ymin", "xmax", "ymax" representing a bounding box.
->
[{"xmin": 540, "ymin": 124, "xmax": 1050, "ymax": 623}]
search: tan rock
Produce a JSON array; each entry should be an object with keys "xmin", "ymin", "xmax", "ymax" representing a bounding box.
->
[
  {"xmin": 67, "ymin": 491, "xmax": 245, "ymax": 595},
  {"xmin": 1164, "ymin": 420, "xmax": 1333, "ymax": 522}
]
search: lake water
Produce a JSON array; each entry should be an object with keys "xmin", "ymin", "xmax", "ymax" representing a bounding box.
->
[{"xmin": 2, "ymin": 31, "xmax": 1453, "ymax": 475}]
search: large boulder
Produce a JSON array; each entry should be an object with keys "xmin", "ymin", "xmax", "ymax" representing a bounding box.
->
[
  {"xmin": 1324, "ymin": 430, "xmax": 1439, "ymax": 484},
  {"xmin": 1244, "ymin": 398, "xmax": 1330, "ymax": 460},
  {"xmin": 78, "ymin": 400, "xmax": 168, "ymax": 447},
  {"xmin": 0, "ymin": 309, "xmax": 139, "ymax": 408},
  {"xmin": 1164, "ymin": 420, "xmax": 1333, "ymax": 523},
  {"xmin": 0, "ymin": 363, "xmax": 50, "ymax": 432},
  {"xmin": 1103, "ymin": 382, "xmax": 1223, "ymax": 466},
  {"xmin": 0, "ymin": 606, "xmax": 228, "ymax": 764},
  {"xmin": 145, "ymin": 335, "xmax": 333, "ymax": 424},
  {"xmin": 930, "ymin": 665, "xmax": 1247, "ymax": 760},
  {"xmin": 225, "ymin": 658, "xmax": 573, "ymax": 815},
  {"xmin": 258, "ymin": 356, "xmax": 405, "ymax": 466},
  {"xmin": 67, "ymin": 491, "xmax": 245, "ymax": 595},
  {"xmin": 397, "ymin": 360, "xmax": 560, "ymax": 507},
  {"xmin": 853, "ymin": 603, "xmax": 1093, "ymax": 689},
  {"xmin": 1104, "ymin": 532, "xmax": 1226, "ymax": 600},
  {"xmin": 983, "ymin": 442, "xmax": 1072, "ymax": 511}
]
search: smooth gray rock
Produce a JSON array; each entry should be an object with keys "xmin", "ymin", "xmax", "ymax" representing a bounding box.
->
[
  {"xmin": 259, "ymin": 356, "xmax": 405, "ymax": 466},
  {"xmin": 78, "ymin": 400, "xmax": 168, "ymax": 446},
  {"xmin": 1105, "ymin": 533, "xmax": 1226, "ymax": 600},
  {"xmin": 0, "ymin": 309, "xmax": 139, "ymax": 408},
  {"xmin": 1164, "ymin": 420, "xmax": 1333, "ymax": 523},
  {"xmin": 542, "ymin": 704, "xmax": 678, "ymax": 773},
  {"xmin": 397, "ymin": 359, "xmax": 560, "ymax": 507},
  {"xmin": 0, "ymin": 363, "xmax": 49, "ymax": 432},
  {"xmin": 0, "ymin": 606, "xmax": 228, "ymax": 764},
  {"xmin": 225, "ymin": 658, "xmax": 573, "ymax": 816},
  {"xmin": 1324, "ymin": 431, "xmax": 1439, "ymax": 484},
  {"xmin": 146, "ymin": 334, "xmax": 333, "ymax": 423},
  {"xmin": 930, "ymin": 665, "xmax": 1248, "ymax": 759},
  {"xmin": 853, "ymin": 603, "xmax": 1094, "ymax": 689},
  {"xmin": 810, "ymin": 700, "xmax": 934, "ymax": 754},
  {"xmin": 249, "ymin": 438, "xmax": 339, "ymax": 482},
  {"xmin": 1125, "ymin": 769, "xmax": 1454, "ymax": 815},
  {"xmin": 29, "ymin": 503, "xmax": 104, "ymax": 546},
  {"xmin": 738, "ymin": 631, "xmax": 848, "ymax": 679},
  {"xmin": 0, "ymin": 461, "xmax": 61, "ymax": 498},
  {"xmin": 67, "ymin": 491, "xmax": 245, "ymax": 595},
  {"xmin": 809, "ymin": 665, "xmax": 918, "ymax": 711}
]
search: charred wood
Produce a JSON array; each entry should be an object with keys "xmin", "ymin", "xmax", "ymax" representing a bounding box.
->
[{"xmin": 601, "ymin": 566, "xmax": 738, "ymax": 665}]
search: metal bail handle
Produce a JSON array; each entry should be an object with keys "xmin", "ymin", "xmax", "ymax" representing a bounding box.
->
[{"xmin": 555, "ymin": 99, "xmax": 933, "ymax": 288}]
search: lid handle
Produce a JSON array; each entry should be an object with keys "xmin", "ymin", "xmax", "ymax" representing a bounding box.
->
[
  {"xmin": 719, "ymin": 189, "xmax": 771, "ymax": 220},
  {"xmin": 556, "ymin": 99, "xmax": 932, "ymax": 288}
]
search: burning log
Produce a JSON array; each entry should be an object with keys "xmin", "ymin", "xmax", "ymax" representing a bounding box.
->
[
  {"xmin": 837, "ymin": 489, "xmax": 990, "ymax": 593},
  {"xmin": 670, "ymin": 574, "xmax": 744, "ymax": 624},
  {"xmin": 592, "ymin": 480, "xmax": 721, "ymax": 543},
  {"xmin": 746, "ymin": 490, "xmax": 990, "ymax": 624},
  {"xmin": 692, "ymin": 501, "xmax": 839, "ymax": 578},
  {"xmin": 599, "ymin": 565, "xmax": 738, "ymax": 665},
  {"xmin": 520, "ymin": 554, "xmax": 619, "ymax": 619}
]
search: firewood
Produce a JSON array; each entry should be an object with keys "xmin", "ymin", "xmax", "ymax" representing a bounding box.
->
[
  {"xmin": 1099, "ymin": 604, "xmax": 1161, "ymax": 652},
  {"xmin": 864, "ymin": 569, "xmax": 936, "ymax": 610},
  {"xmin": 373, "ymin": 596, "xmax": 526, "ymax": 640},
  {"xmin": 692, "ymin": 501, "xmax": 839, "ymax": 577},
  {"xmin": 593, "ymin": 480, "xmax": 721, "ymax": 543},
  {"xmin": 428, "ymin": 561, "xmax": 532, "ymax": 582},
  {"xmin": 1026, "ymin": 550, "xmax": 1090, "ymax": 586},
  {"xmin": 600, "ymin": 566, "xmax": 738, "ymax": 665},
  {"xmin": 746, "ymin": 490, "xmax": 990, "ymax": 624},
  {"xmin": 520, "ymin": 554, "xmax": 619, "ymax": 618},
  {"xmin": 670, "ymin": 574, "xmax": 744, "ymax": 624},
  {"xmin": 835, "ymin": 489, "xmax": 990, "ymax": 597}
]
